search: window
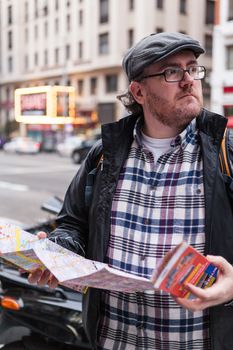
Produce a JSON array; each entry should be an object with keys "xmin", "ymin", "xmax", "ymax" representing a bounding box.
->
[
  {"xmin": 99, "ymin": 0, "xmax": 109, "ymax": 23},
  {"xmin": 8, "ymin": 5, "xmax": 12, "ymax": 25},
  {"xmin": 25, "ymin": 28, "xmax": 28, "ymax": 43},
  {"xmin": 99, "ymin": 33, "xmax": 109, "ymax": 54},
  {"xmin": 55, "ymin": 48, "xmax": 59, "ymax": 64},
  {"xmin": 79, "ymin": 9, "xmax": 83, "ymax": 25},
  {"xmin": 67, "ymin": 14, "xmax": 71, "ymax": 31},
  {"xmin": 129, "ymin": 0, "xmax": 134, "ymax": 10},
  {"xmin": 78, "ymin": 41, "xmax": 83, "ymax": 59},
  {"xmin": 98, "ymin": 103, "xmax": 115, "ymax": 123},
  {"xmin": 180, "ymin": 0, "xmax": 187, "ymax": 14},
  {"xmin": 128, "ymin": 29, "xmax": 134, "ymax": 48},
  {"xmin": 55, "ymin": 18, "xmax": 59, "ymax": 32},
  {"xmin": 229, "ymin": 0, "xmax": 233, "ymax": 21},
  {"xmin": 34, "ymin": 25, "xmax": 38, "ymax": 39},
  {"xmin": 156, "ymin": 27, "xmax": 163, "ymax": 33},
  {"xmin": 105, "ymin": 74, "xmax": 118, "ymax": 92},
  {"xmin": 44, "ymin": 21, "xmax": 48, "ymax": 36},
  {"xmin": 202, "ymin": 68, "xmax": 210, "ymax": 99},
  {"xmin": 205, "ymin": 0, "xmax": 215, "ymax": 24},
  {"xmin": 25, "ymin": 1, "xmax": 28, "ymax": 22},
  {"xmin": 66, "ymin": 44, "xmax": 71, "ymax": 59},
  {"xmin": 90, "ymin": 77, "xmax": 97, "ymax": 95},
  {"xmin": 224, "ymin": 105, "xmax": 233, "ymax": 117},
  {"xmin": 156, "ymin": 0, "xmax": 163, "ymax": 10},
  {"xmin": 204, "ymin": 34, "xmax": 212, "ymax": 55},
  {"xmin": 55, "ymin": 0, "xmax": 59, "ymax": 11},
  {"xmin": 24, "ymin": 55, "xmax": 28, "ymax": 70},
  {"xmin": 34, "ymin": 52, "xmax": 38, "ymax": 66},
  {"xmin": 226, "ymin": 45, "xmax": 233, "ymax": 70},
  {"xmin": 8, "ymin": 31, "xmax": 12, "ymax": 50},
  {"xmin": 77, "ymin": 79, "xmax": 84, "ymax": 96},
  {"xmin": 44, "ymin": 4, "xmax": 48, "ymax": 16},
  {"xmin": 8, "ymin": 56, "xmax": 13, "ymax": 73},
  {"xmin": 44, "ymin": 49, "xmax": 48, "ymax": 66},
  {"xmin": 35, "ymin": 0, "xmax": 38, "ymax": 18}
]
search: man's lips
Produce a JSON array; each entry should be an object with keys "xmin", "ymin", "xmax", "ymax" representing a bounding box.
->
[{"xmin": 178, "ymin": 93, "xmax": 196, "ymax": 100}]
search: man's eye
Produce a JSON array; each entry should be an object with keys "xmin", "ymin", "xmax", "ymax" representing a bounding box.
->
[
  {"xmin": 189, "ymin": 66, "xmax": 198, "ymax": 73},
  {"xmin": 166, "ymin": 68, "xmax": 180, "ymax": 76}
]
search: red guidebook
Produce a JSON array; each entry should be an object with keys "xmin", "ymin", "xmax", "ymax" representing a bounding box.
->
[{"xmin": 151, "ymin": 242, "xmax": 218, "ymax": 299}]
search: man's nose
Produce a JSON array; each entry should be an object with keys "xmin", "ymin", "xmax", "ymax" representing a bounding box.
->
[{"xmin": 179, "ymin": 71, "xmax": 194, "ymax": 87}]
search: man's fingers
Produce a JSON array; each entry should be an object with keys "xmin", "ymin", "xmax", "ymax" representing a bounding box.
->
[
  {"xmin": 175, "ymin": 296, "xmax": 211, "ymax": 311},
  {"xmin": 206, "ymin": 255, "xmax": 232, "ymax": 273},
  {"xmin": 28, "ymin": 268, "xmax": 58, "ymax": 288},
  {"xmin": 37, "ymin": 231, "xmax": 47, "ymax": 239},
  {"xmin": 48, "ymin": 275, "xmax": 59, "ymax": 289},
  {"xmin": 28, "ymin": 268, "xmax": 44, "ymax": 284},
  {"xmin": 184, "ymin": 283, "xmax": 211, "ymax": 299},
  {"xmin": 37, "ymin": 269, "xmax": 51, "ymax": 286}
]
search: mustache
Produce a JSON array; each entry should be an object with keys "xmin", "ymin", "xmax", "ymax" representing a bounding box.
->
[{"xmin": 177, "ymin": 86, "xmax": 196, "ymax": 98}]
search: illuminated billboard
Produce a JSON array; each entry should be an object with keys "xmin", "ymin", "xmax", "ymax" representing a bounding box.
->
[{"xmin": 15, "ymin": 86, "xmax": 75, "ymax": 124}]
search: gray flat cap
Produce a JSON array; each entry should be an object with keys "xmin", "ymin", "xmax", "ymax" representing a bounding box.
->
[{"xmin": 122, "ymin": 32, "xmax": 205, "ymax": 81}]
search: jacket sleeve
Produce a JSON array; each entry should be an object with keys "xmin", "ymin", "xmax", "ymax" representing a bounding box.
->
[{"xmin": 48, "ymin": 141, "xmax": 102, "ymax": 256}]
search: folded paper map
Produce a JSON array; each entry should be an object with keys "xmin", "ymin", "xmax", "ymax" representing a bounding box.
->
[
  {"xmin": 0, "ymin": 223, "xmax": 153, "ymax": 293},
  {"xmin": 0, "ymin": 223, "xmax": 218, "ymax": 296}
]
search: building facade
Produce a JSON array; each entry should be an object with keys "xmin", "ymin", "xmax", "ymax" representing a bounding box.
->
[
  {"xmin": 0, "ymin": 0, "xmax": 215, "ymax": 136},
  {"xmin": 211, "ymin": 0, "xmax": 233, "ymax": 126}
]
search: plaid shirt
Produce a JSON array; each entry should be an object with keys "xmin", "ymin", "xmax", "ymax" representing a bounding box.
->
[{"xmin": 97, "ymin": 118, "xmax": 210, "ymax": 350}]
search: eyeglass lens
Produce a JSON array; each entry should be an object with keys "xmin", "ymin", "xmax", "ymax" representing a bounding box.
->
[{"xmin": 165, "ymin": 66, "xmax": 205, "ymax": 82}]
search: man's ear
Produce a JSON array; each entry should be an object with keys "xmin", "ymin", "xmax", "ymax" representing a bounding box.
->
[{"xmin": 130, "ymin": 81, "xmax": 144, "ymax": 104}]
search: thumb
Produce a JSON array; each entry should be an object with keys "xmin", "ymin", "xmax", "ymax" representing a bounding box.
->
[
  {"xmin": 37, "ymin": 231, "xmax": 47, "ymax": 240},
  {"xmin": 206, "ymin": 255, "xmax": 231, "ymax": 273}
]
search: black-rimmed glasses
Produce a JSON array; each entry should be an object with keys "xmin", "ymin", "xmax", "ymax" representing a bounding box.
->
[{"xmin": 140, "ymin": 65, "xmax": 206, "ymax": 83}]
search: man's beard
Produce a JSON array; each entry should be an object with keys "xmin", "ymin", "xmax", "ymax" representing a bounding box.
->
[{"xmin": 146, "ymin": 90, "xmax": 202, "ymax": 130}]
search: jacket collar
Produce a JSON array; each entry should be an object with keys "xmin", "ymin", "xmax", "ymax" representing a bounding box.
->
[
  {"xmin": 102, "ymin": 108, "xmax": 227, "ymax": 148},
  {"xmin": 196, "ymin": 108, "xmax": 227, "ymax": 142}
]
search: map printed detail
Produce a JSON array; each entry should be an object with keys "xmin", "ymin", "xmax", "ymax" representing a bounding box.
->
[
  {"xmin": 0, "ymin": 224, "xmax": 218, "ymax": 296},
  {"xmin": 0, "ymin": 223, "xmax": 44, "ymax": 271}
]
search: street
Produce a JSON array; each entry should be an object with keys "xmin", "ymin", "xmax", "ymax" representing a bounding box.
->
[
  {"xmin": 0, "ymin": 151, "xmax": 79, "ymax": 226},
  {"xmin": 0, "ymin": 151, "xmax": 84, "ymax": 348}
]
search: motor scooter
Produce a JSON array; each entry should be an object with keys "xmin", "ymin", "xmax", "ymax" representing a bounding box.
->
[{"xmin": 0, "ymin": 197, "xmax": 91, "ymax": 349}]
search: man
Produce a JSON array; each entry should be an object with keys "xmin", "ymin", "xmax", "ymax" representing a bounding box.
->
[{"xmin": 30, "ymin": 32, "xmax": 233, "ymax": 349}]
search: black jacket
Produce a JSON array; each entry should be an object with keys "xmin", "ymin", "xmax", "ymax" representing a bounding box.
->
[{"xmin": 50, "ymin": 109, "xmax": 233, "ymax": 350}]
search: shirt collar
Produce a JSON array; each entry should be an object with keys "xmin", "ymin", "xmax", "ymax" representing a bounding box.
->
[
  {"xmin": 174, "ymin": 118, "xmax": 198, "ymax": 149},
  {"xmin": 133, "ymin": 116, "xmax": 198, "ymax": 149}
]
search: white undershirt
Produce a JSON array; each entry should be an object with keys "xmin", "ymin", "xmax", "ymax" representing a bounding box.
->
[{"xmin": 141, "ymin": 131, "xmax": 174, "ymax": 163}]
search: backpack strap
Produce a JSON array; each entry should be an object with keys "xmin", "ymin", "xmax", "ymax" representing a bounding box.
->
[
  {"xmin": 219, "ymin": 128, "xmax": 233, "ymax": 202},
  {"xmin": 219, "ymin": 128, "xmax": 231, "ymax": 177},
  {"xmin": 219, "ymin": 128, "xmax": 233, "ymax": 178}
]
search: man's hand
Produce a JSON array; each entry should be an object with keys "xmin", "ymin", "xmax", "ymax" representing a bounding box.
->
[
  {"xmin": 174, "ymin": 255, "xmax": 233, "ymax": 311},
  {"xmin": 27, "ymin": 231, "xmax": 58, "ymax": 289}
]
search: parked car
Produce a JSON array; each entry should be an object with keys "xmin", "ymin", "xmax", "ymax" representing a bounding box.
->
[
  {"xmin": 56, "ymin": 135, "xmax": 85, "ymax": 157},
  {"xmin": 3, "ymin": 137, "xmax": 41, "ymax": 154},
  {"xmin": 71, "ymin": 134, "xmax": 101, "ymax": 164},
  {"xmin": 0, "ymin": 135, "xmax": 7, "ymax": 149}
]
